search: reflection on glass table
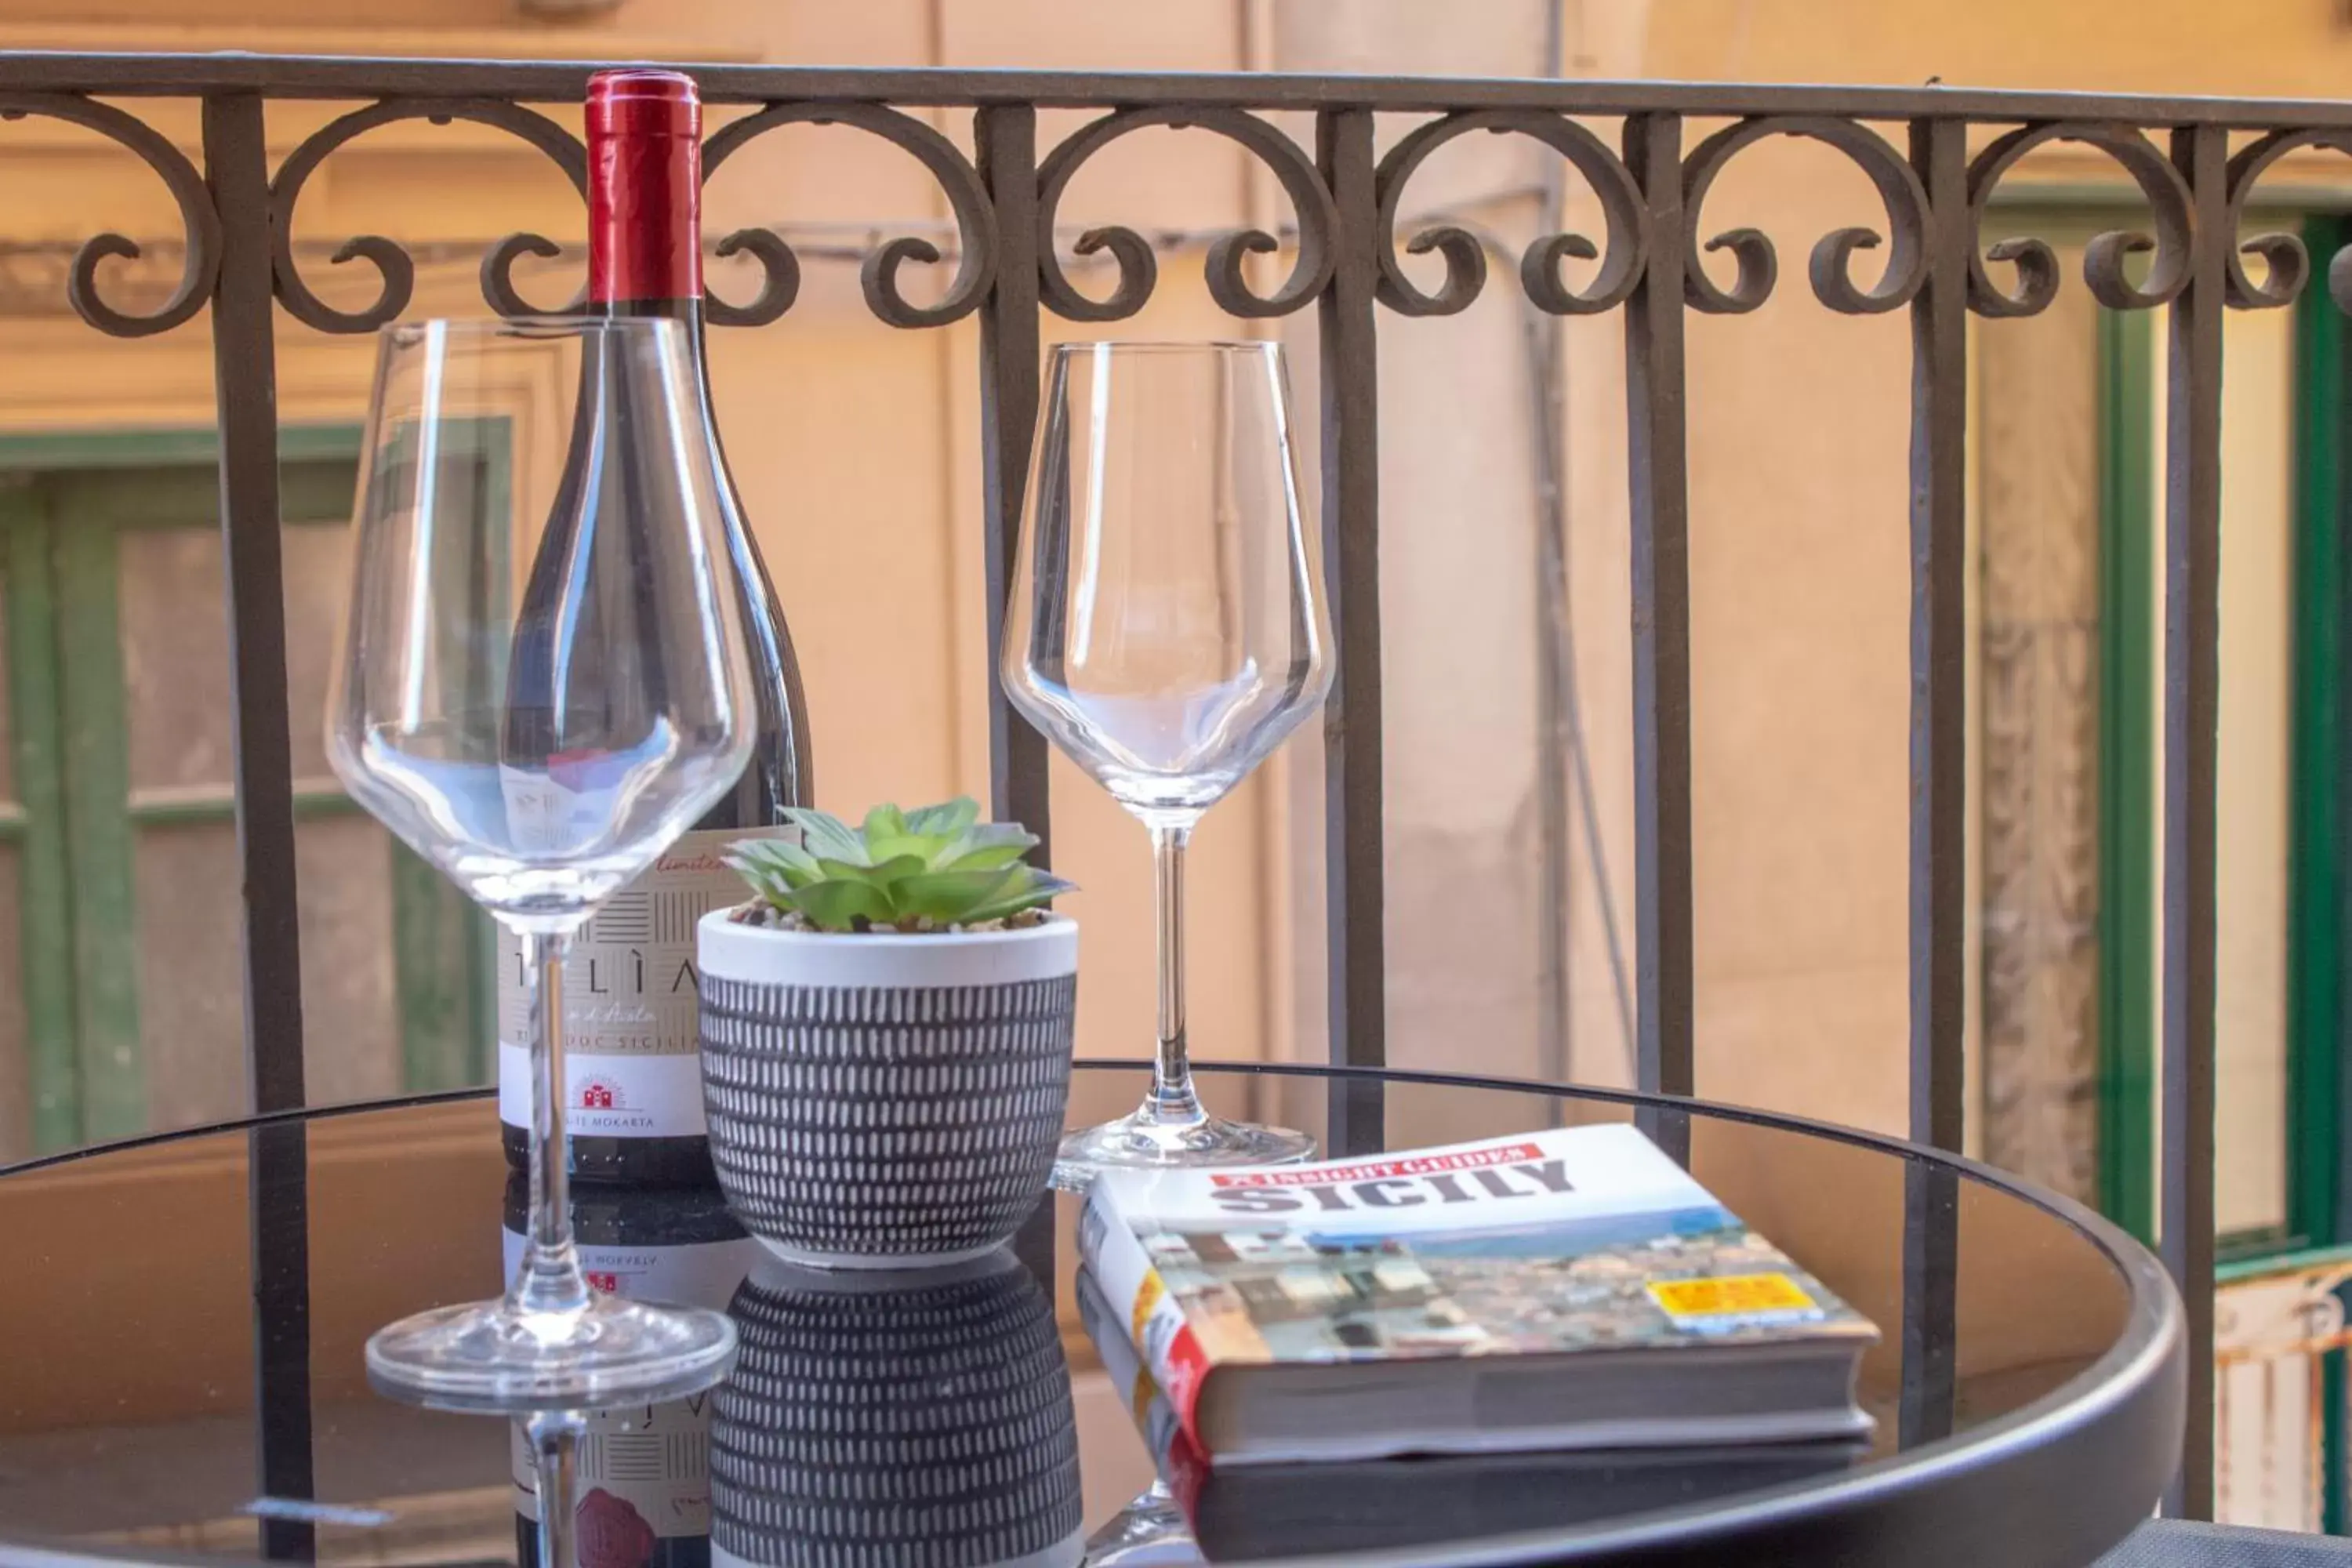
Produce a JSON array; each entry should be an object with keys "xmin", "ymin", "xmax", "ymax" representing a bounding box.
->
[
  {"xmin": 716, "ymin": 1249, "xmax": 1081, "ymax": 1568},
  {"xmin": 502, "ymin": 1179, "xmax": 758, "ymax": 1568},
  {"xmin": 0, "ymin": 1066, "xmax": 2178, "ymax": 1568}
]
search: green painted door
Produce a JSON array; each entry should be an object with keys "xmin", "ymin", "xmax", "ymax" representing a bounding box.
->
[
  {"xmin": 2093, "ymin": 222, "xmax": 2348, "ymax": 1261},
  {"xmin": 2090, "ymin": 220, "xmax": 2352, "ymax": 1530},
  {"xmin": 0, "ymin": 443, "xmax": 492, "ymax": 1158}
]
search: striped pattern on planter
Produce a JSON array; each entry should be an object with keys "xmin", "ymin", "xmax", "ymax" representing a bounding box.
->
[
  {"xmin": 711, "ymin": 1258, "xmax": 1081, "ymax": 1568},
  {"xmin": 699, "ymin": 971, "xmax": 1076, "ymax": 1264}
]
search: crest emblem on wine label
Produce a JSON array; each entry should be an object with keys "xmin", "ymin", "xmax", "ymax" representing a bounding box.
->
[
  {"xmin": 579, "ymin": 1079, "xmax": 626, "ymax": 1111},
  {"xmin": 575, "ymin": 1487, "xmax": 658, "ymax": 1568}
]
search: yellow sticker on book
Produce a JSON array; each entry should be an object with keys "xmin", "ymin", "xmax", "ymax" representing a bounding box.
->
[
  {"xmin": 1648, "ymin": 1273, "xmax": 1817, "ymax": 1320},
  {"xmin": 1133, "ymin": 1270, "xmax": 1165, "ymax": 1345}
]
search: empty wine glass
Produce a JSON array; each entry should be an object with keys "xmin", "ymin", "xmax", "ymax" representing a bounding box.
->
[
  {"xmin": 328, "ymin": 317, "xmax": 753, "ymax": 1408},
  {"xmin": 1003, "ymin": 341, "xmax": 1333, "ymax": 1181}
]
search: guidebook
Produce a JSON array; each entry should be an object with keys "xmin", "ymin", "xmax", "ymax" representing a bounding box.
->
[
  {"xmin": 1079, "ymin": 1123, "xmax": 1878, "ymax": 1468},
  {"xmin": 1075, "ymin": 1269, "xmax": 1864, "ymax": 1558}
]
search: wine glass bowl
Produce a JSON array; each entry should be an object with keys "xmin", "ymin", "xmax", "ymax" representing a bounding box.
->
[
  {"xmin": 327, "ymin": 315, "xmax": 750, "ymax": 1409},
  {"xmin": 1005, "ymin": 341, "xmax": 1331, "ymax": 822},
  {"xmin": 1008, "ymin": 661, "xmax": 1322, "ymax": 819},
  {"xmin": 1003, "ymin": 341, "xmax": 1331, "ymax": 1179},
  {"xmin": 339, "ymin": 711, "xmax": 712, "ymax": 916},
  {"xmin": 330, "ymin": 318, "xmax": 753, "ymax": 930}
]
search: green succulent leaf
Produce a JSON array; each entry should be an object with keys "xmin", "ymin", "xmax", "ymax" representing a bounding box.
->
[
  {"xmin": 727, "ymin": 837, "xmax": 822, "ymax": 887},
  {"xmin": 785, "ymin": 808, "xmax": 868, "ymax": 866},
  {"xmin": 891, "ymin": 867, "xmax": 1024, "ymax": 923},
  {"xmin": 729, "ymin": 797, "xmax": 1070, "ymax": 927},
  {"xmin": 904, "ymin": 797, "xmax": 981, "ymax": 839},
  {"xmin": 729, "ymin": 868, "xmax": 795, "ymax": 909},
  {"xmin": 963, "ymin": 869, "xmax": 1076, "ymax": 924},
  {"xmin": 862, "ymin": 832, "xmax": 939, "ymax": 867},
  {"xmin": 938, "ymin": 822, "xmax": 1040, "ymax": 870},
  {"xmin": 873, "ymin": 853, "xmax": 934, "ymax": 886},
  {"xmin": 781, "ymin": 877, "xmax": 896, "ymax": 932},
  {"xmin": 815, "ymin": 853, "xmax": 928, "ymax": 891}
]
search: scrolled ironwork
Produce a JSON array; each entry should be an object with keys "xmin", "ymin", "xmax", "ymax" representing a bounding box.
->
[
  {"xmin": 269, "ymin": 98, "xmax": 586, "ymax": 332},
  {"xmin": 1680, "ymin": 115, "xmax": 1929, "ymax": 316},
  {"xmin": 0, "ymin": 92, "xmax": 219, "ymax": 336},
  {"xmin": 702, "ymin": 102, "xmax": 996, "ymax": 329},
  {"xmin": 1964, "ymin": 122, "xmax": 2192, "ymax": 318},
  {"xmin": 1035, "ymin": 107, "xmax": 1336, "ymax": 321},
  {"xmin": 1371, "ymin": 109, "xmax": 1646, "ymax": 318},
  {"xmin": 2220, "ymin": 129, "xmax": 2352, "ymax": 311}
]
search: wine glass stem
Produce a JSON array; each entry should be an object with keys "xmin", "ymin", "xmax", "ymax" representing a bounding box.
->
[
  {"xmin": 1146, "ymin": 819, "xmax": 1203, "ymax": 1124},
  {"xmin": 514, "ymin": 926, "xmax": 590, "ymax": 1319},
  {"xmin": 526, "ymin": 1410, "xmax": 583, "ymax": 1568}
]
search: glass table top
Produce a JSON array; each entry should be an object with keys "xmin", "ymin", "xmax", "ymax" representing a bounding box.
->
[{"xmin": 0, "ymin": 1065, "xmax": 2176, "ymax": 1568}]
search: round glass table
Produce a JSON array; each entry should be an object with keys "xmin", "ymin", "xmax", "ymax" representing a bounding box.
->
[{"xmin": 0, "ymin": 1063, "xmax": 2180, "ymax": 1568}]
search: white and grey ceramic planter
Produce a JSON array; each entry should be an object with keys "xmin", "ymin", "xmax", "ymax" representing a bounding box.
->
[
  {"xmin": 710, "ymin": 1249, "xmax": 1082, "ymax": 1568},
  {"xmin": 696, "ymin": 913, "xmax": 1077, "ymax": 1269}
]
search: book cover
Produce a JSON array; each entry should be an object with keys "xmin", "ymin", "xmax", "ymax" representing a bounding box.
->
[
  {"xmin": 1080, "ymin": 1123, "xmax": 1877, "ymax": 1457},
  {"xmin": 1077, "ymin": 1265, "xmax": 1864, "ymax": 1560}
]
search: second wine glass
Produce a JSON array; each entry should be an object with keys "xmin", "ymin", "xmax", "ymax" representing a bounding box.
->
[
  {"xmin": 328, "ymin": 316, "xmax": 753, "ymax": 1409},
  {"xmin": 1003, "ymin": 341, "xmax": 1333, "ymax": 1181}
]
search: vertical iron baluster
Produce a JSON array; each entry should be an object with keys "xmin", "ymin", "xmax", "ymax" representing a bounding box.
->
[
  {"xmin": 1316, "ymin": 107, "xmax": 1386, "ymax": 1154},
  {"xmin": 1621, "ymin": 112, "xmax": 1696, "ymax": 1106},
  {"xmin": 202, "ymin": 101, "xmax": 304, "ymax": 1116},
  {"xmin": 976, "ymin": 104, "xmax": 1052, "ymax": 862},
  {"xmin": 2161, "ymin": 122, "xmax": 2224, "ymax": 1521},
  {"xmin": 1621, "ymin": 112, "xmax": 1695, "ymax": 1169},
  {"xmin": 1908, "ymin": 114, "xmax": 1969, "ymax": 1160},
  {"xmin": 1900, "ymin": 112, "xmax": 1969, "ymax": 1451},
  {"xmin": 204, "ymin": 90, "xmax": 313, "ymax": 1558}
]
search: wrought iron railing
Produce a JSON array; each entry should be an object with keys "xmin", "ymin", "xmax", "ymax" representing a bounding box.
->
[
  {"xmin": 9, "ymin": 51, "xmax": 2343, "ymax": 1516},
  {"xmin": 2215, "ymin": 1248, "xmax": 2352, "ymax": 1530}
]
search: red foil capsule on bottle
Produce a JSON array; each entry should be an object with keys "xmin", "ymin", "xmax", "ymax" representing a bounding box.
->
[{"xmin": 585, "ymin": 68, "xmax": 702, "ymax": 306}]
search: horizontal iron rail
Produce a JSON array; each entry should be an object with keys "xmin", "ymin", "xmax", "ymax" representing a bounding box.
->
[{"xmin": 0, "ymin": 53, "xmax": 2337, "ymax": 126}]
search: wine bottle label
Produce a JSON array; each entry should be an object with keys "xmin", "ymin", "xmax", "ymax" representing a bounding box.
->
[
  {"xmin": 499, "ymin": 824, "xmax": 797, "ymax": 1139},
  {"xmin": 499, "ymin": 762, "xmax": 635, "ymax": 858},
  {"xmin": 506, "ymin": 1225, "xmax": 757, "ymax": 1541},
  {"xmin": 511, "ymin": 1399, "xmax": 718, "ymax": 1544},
  {"xmin": 500, "ymin": 1224, "xmax": 762, "ymax": 1311}
]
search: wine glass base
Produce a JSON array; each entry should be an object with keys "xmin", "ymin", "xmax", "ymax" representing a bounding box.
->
[
  {"xmin": 365, "ymin": 1293, "xmax": 737, "ymax": 1414},
  {"xmin": 1053, "ymin": 1107, "xmax": 1317, "ymax": 1191},
  {"xmin": 1083, "ymin": 1484, "xmax": 1195, "ymax": 1566}
]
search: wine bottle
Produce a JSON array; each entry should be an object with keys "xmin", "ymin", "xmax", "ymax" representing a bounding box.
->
[
  {"xmin": 506, "ymin": 1176, "xmax": 760, "ymax": 1568},
  {"xmin": 499, "ymin": 67, "xmax": 814, "ymax": 1186}
]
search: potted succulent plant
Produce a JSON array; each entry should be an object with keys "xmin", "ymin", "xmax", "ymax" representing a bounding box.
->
[{"xmin": 696, "ymin": 798, "xmax": 1077, "ymax": 1270}]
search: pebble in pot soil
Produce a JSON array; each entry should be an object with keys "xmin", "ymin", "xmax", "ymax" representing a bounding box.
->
[{"xmin": 724, "ymin": 901, "xmax": 1051, "ymax": 935}]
